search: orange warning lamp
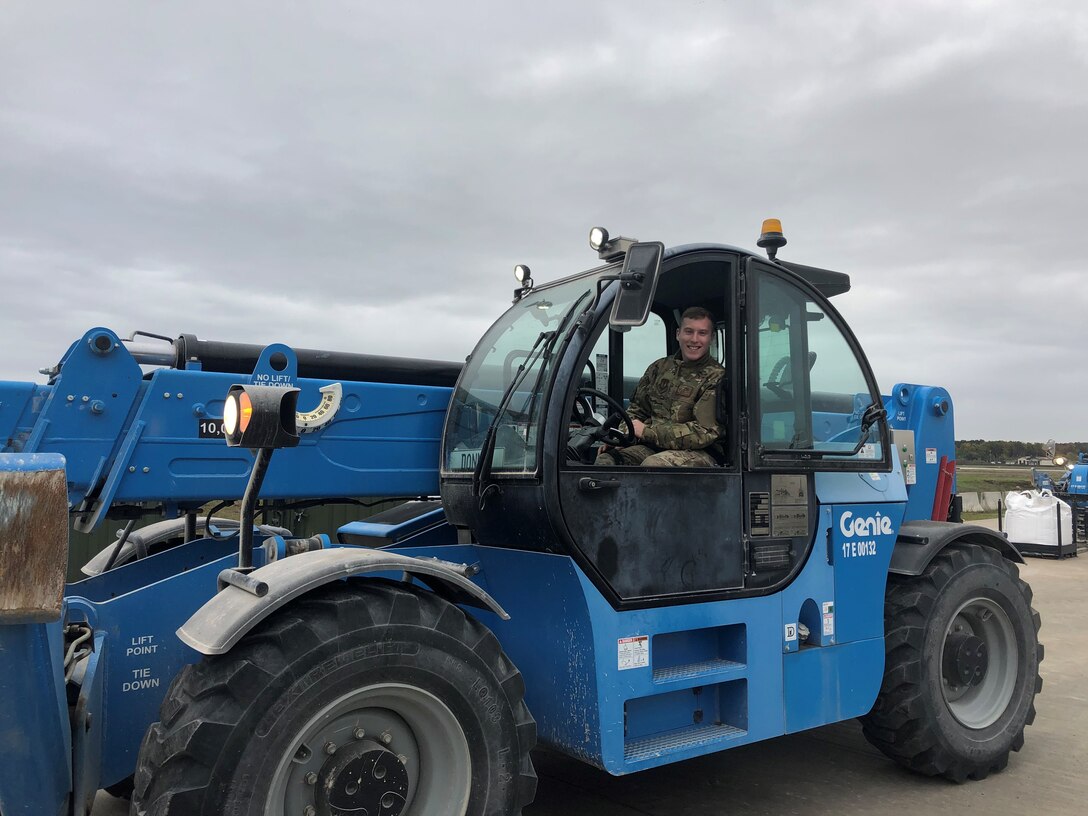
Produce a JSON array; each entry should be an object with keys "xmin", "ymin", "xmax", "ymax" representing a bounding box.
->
[{"xmin": 757, "ymin": 218, "xmax": 787, "ymax": 261}]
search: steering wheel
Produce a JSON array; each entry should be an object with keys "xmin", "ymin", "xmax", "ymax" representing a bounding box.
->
[
  {"xmin": 764, "ymin": 355, "xmax": 792, "ymax": 399},
  {"xmin": 575, "ymin": 387, "xmax": 637, "ymax": 447},
  {"xmin": 765, "ymin": 352, "xmax": 816, "ymax": 400}
]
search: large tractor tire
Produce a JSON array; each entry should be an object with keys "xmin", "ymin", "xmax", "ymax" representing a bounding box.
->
[
  {"xmin": 131, "ymin": 580, "xmax": 537, "ymax": 815},
  {"xmin": 861, "ymin": 543, "xmax": 1043, "ymax": 782}
]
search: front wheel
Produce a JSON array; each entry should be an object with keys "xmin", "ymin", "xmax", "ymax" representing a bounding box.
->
[
  {"xmin": 132, "ymin": 581, "xmax": 537, "ymax": 815},
  {"xmin": 861, "ymin": 543, "xmax": 1043, "ymax": 782}
]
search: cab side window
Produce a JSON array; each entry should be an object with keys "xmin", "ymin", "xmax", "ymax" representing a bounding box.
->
[
  {"xmin": 751, "ymin": 266, "xmax": 884, "ymax": 466},
  {"xmin": 754, "ymin": 275, "xmax": 808, "ymax": 448}
]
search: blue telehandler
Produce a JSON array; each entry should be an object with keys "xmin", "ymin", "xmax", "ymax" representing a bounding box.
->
[
  {"xmin": 1033, "ymin": 453, "xmax": 1088, "ymax": 541},
  {"xmin": 0, "ymin": 222, "xmax": 1042, "ymax": 815}
]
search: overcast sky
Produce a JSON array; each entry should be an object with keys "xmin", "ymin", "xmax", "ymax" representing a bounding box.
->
[{"xmin": 1, "ymin": 1, "xmax": 1085, "ymax": 441}]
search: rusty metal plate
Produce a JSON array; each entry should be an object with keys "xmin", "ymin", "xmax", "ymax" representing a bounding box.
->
[{"xmin": 0, "ymin": 456, "xmax": 69, "ymax": 622}]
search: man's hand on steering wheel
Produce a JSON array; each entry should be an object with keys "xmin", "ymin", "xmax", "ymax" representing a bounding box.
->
[{"xmin": 575, "ymin": 387, "xmax": 637, "ymax": 447}]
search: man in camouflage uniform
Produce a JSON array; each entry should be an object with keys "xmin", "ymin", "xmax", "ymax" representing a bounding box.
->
[{"xmin": 596, "ymin": 306, "xmax": 725, "ymax": 467}]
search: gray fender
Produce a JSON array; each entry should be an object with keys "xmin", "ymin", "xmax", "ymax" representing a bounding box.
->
[
  {"xmin": 890, "ymin": 519, "xmax": 1024, "ymax": 576},
  {"xmin": 178, "ymin": 548, "xmax": 509, "ymax": 655}
]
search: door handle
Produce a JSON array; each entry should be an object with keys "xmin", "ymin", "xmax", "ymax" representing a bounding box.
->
[{"xmin": 579, "ymin": 477, "xmax": 620, "ymax": 491}]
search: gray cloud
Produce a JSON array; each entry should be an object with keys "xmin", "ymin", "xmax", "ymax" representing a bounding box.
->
[{"xmin": 1, "ymin": 0, "xmax": 1085, "ymax": 439}]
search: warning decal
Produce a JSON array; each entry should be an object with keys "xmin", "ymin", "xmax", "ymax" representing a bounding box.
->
[
  {"xmin": 822, "ymin": 601, "xmax": 835, "ymax": 638},
  {"xmin": 618, "ymin": 635, "xmax": 649, "ymax": 670}
]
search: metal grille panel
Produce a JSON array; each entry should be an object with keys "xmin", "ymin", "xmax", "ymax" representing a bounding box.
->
[
  {"xmin": 624, "ymin": 723, "xmax": 746, "ymax": 761},
  {"xmin": 652, "ymin": 658, "xmax": 744, "ymax": 683}
]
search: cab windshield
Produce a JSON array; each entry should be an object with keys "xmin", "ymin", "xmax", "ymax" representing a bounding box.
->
[{"xmin": 442, "ymin": 274, "xmax": 600, "ymax": 475}]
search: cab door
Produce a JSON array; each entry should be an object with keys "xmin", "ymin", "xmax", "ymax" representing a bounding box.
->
[
  {"xmin": 739, "ymin": 258, "xmax": 892, "ymax": 588},
  {"xmin": 744, "ymin": 258, "xmax": 890, "ymax": 473},
  {"xmin": 554, "ymin": 254, "xmax": 744, "ymax": 609}
]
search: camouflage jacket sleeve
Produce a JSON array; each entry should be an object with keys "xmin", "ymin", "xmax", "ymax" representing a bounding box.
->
[{"xmin": 640, "ymin": 364, "xmax": 726, "ymax": 451}]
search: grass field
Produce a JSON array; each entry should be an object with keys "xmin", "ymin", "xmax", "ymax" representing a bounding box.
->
[{"xmin": 956, "ymin": 466, "xmax": 1042, "ymax": 494}]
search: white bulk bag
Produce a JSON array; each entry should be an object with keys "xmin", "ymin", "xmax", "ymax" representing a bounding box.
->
[{"xmin": 1003, "ymin": 490, "xmax": 1072, "ymax": 548}]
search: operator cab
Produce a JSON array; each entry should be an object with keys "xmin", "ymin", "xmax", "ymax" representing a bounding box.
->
[{"xmin": 441, "ymin": 223, "xmax": 891, "ymax": 610}]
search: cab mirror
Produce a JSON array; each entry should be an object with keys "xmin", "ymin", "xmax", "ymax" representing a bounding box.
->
[{"xmin": 609, "ymin": 241, "xmax": 664, "ymax": 328}]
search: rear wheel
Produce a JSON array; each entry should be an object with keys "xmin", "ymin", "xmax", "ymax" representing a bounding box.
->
[
  {"xmin": 132, "ymin": 581, "xmax": 537, "ymax": 815},
  {"xmin": 861, "ymin": 543, "xmax": 1043, "ymax": 782}
]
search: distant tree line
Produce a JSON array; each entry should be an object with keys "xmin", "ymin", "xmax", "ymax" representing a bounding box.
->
[{"xmin": 955, "ymin": 440, "xmax": 1088, "ymax": 464}]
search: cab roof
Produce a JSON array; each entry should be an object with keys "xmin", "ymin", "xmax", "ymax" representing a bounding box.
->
[{"xmin": 666, "ymin": 243, "xmax": 851, "ymax": 299}]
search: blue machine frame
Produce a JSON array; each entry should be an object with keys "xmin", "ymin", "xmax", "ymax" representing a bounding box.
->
[
  {"xmin": 0, "ymin": 328, "xmax": 451, "ymax": 532},
  {"xmin": 0, "ymin": 239, "xmax": 1028, "ymax": 813}
]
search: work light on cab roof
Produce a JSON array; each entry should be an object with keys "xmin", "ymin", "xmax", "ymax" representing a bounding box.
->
[
  {"xmin": 757, "ymin": 218, "xmax": 787, "ymax": 261},
  {"xmin": 513, "ymin": 264, "xmax": 534, "ymax": 301},
  {"xmin": 589, "ymin": 226, "xmax": 638, "ymax": 262}
]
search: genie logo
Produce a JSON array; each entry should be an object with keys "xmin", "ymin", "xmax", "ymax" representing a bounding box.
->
[{"xmin": 839, "ymin": 511, "xmax": 894, "ymax": 539}]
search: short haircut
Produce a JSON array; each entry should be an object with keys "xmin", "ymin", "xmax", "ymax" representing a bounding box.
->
[{"xmin": 680, "ymin": 306, "xmax": 714, "ymax": 325}]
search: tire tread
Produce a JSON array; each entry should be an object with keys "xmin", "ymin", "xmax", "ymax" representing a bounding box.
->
[
  {"xmin": 860, "ymin": 543, "xmax": 1043, "ymax": 782},
  {"xmin": 132, "ymin": 581, "xmax": 537, "ymax": 814}
]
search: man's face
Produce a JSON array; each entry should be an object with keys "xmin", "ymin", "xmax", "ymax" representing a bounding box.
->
[{"xmin": 676, "ymin": 316, "xmax": 714, "ymax": 362}]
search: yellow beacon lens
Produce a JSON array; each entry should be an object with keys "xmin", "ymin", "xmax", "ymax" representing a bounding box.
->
[{"xmin": 757, "ymin": 218, "xmax": 787, "ymax": 260}]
